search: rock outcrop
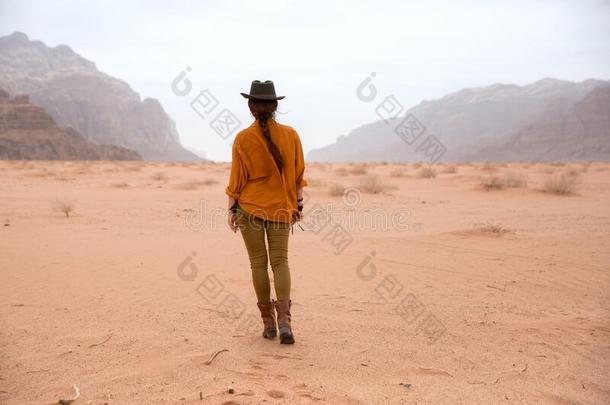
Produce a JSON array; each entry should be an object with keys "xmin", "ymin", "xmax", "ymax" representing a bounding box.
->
[
  {"xmin": 0, "ymin": 32, "xmax": 198, "ymax": 161},
  {"xmin": 0, "ymin": 91, "xmax": 141, "ymax": 160}
]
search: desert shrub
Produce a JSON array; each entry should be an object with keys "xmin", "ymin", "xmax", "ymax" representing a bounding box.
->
[
  {"xmin": 389, "ymin": 169, "xmax": 407, "ymax": 177},
  {"xmin": 26, "ymin": 170, "xmax": 56, "ymax": 178},
  {"xmin": 478, "ymin": 223, "xmax": 510, "ymax": 235},
  {"xmin": 57, "ymin": 202, "xmax": 74, "ymax": 218},
  {"xmin": 175, "ymin": 179, "xmax": 218, "ymax": 190},
  {"xmin": 349, "ymin": 165, "xmax": 367, "ymax": 175},
  {"xmin": 413, "ymin": 162, "xmax": 423, "ymax": 169},
  {"xmin": 152, "ymin": 172, "xmax": 167, "ymax": 181},
  {"xmin": 544, "ymin": 175, "xmax": 578, "ymax": 195},
  {"xmin": 481, "ymin": 162, "xmax": 497, "ymax": 172},
  {"xmin": 123, "ymin": 163, "xmax": 143, "ymax": 172},
  {"xmin": 541, "ymin": 167, "xmax": 555, "ymax": 174},
  {"xmin": 358, "ymin": 175, "xmax": 395, "ymax": 194},
  {"xmin": 442, "ymin": 165, "xmax": 457, "ymax": 173},
  {"xmin": 501, "ymin": 171, "xmax": 528, "ymax": 188},
  {"xmin": 176, "ymin": 182, "xmax": 199, "ymax": 190},
  {"xmin": 415, "ymin": 166, "xmax": 437, "ymax": 178},
  {"xmin": 334, "ymin": 167, "xmax": 348, "ymax": 176},
  {"xmin": 564, "ymin": 165, "xmax": 588, "ymax": 176},
  {"xmin": 328, "ymin": 183, "xmax": 346, "ymax": 196},
  {"xmin": 480, "ymin": 176, "xmax": 504, "ymax": 191}
]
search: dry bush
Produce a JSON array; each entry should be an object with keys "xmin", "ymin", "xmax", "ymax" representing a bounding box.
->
[
  {"xmin": 389, "ymin": 169, "xmax": 407, "ymax": 177},
  {"xmin": 481, "ymin": 162, "xmax": 497, "ymax": 172},
  {"xmin": 415, "ymin": 166, "xmax": 437, "ymax": 179},
  {"xmin": 480, "ymin": 175, "xmax": 505, "ymax": 191},
  {"xmin": 501, "ymin": 171, "xmax": 528, "ymax": 188},
  {"xmin": 57, "ymin": 202, "xmax": 74, "ymax": 218},
  {"xmin": 176, "ymin": 182, "xmax": 200, "ymax": 190},
  {"xmin": 564, "ymin": 166, "xmax": 582, "ymax": 176},
  {"xmin": 349, "ymin": 165, "xmax": 367, "ymax": 175},
  {"xmin": 328, "ymin": 183, "xmax": 346, "ymax": 196},
  {"xmin": 25, "ymin": 169, "xmax": 56, "ymax": 178},
  {"xmin": 442, "ymin": 165, "xmax": 457, "ymax": 173},
  {"xmin": 122, "ymin": 163, "xmax": 143, "ymax": 172},
  {"xmin": 478, "ymin": 223, "xmax": 511, "ymax": 236},
  {"xmin": 358, "ymin": 175, "xmax": 395, "ymax": 194},
  {"xmin": 550, "ymin": 162, "xmax": 566, "ymax": 167},
  {"xmin": 334, "ymin": 167, "xmax": 348, "ymax": 176},
  {"xmin": 152, "ymin": 172, "xmax": 168, "ymax": 181},
  {"xmin": 480, "ymin": 171, "xmax": 527, "ymax": 190},
  {"xmin": 412, "ymin": 162, "xmax": 423, "ymax": 169},
  {"xmin": 175, "ymin": 179, "xmax": 218, "ymax": 190},
  {"xmin": 544, "ymin": 174, "xmax": 578, "ymax": 195},
  {"xmin": 111, "ymin": 182, "xmax": 131, "ymax": 188}
]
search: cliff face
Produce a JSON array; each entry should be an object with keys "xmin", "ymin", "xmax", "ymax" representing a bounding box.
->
[
  {"xmin": 0, "ymin": 32, "xmax": 198, "ymax": 161},
  {"xmin": 0, "ymin": 92, "xmax": 141, "ymax": 160},
  {"xmin": 308, "ymin": 78, "xmax": 609, "ymax": 162}
]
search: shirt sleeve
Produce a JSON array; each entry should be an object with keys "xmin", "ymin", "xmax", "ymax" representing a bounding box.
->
[
  {"xmin": 225, "ymin": 140, "xmax": 248, "ymax": 199},
  {"xmin": 294, "ymin": 131, "xmax": 308, "ymax": 188}
]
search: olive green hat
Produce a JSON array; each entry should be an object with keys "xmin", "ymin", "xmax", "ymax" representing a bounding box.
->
[{"xmin": 240, "ymin": 80, "xmax": 285, "ymax": 101}]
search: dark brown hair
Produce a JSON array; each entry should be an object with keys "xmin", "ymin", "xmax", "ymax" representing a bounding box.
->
[{"xmin": 248, "ymin": 99, "xmax": 283, "ymax": 172}]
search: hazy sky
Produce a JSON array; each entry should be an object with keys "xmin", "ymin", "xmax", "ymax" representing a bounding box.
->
[{"xmin": 1, "ymin": 0, "xmax": 609, "ymax": 160}]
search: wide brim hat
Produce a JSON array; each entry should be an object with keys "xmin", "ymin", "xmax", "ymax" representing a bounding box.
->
[{"xmin": 240, "ymin": 80, "xmax": 285, "ymax": 100}]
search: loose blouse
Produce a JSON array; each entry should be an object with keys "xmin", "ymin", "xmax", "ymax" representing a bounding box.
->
[{"xmin": 226, "ymin": 118, "xmax": 307, "ymax": 223}]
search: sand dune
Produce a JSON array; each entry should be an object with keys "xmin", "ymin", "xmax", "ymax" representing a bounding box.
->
[{"xmin": 1, "ymin": 161, "xmax": 609, "ymax": 404}]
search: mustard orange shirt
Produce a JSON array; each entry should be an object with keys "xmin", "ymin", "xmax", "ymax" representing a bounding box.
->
[{"xmin": 226, "ymin": 118, "xmax": 307, "ymax": 223}]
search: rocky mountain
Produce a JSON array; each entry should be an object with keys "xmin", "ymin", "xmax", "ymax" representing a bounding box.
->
[
  {"xmin": 0, "ymin": 90, "xmax": 141, "ymax": 160},
  {"xmin": 308, "ymin": 78, "xmax": 609, "ymax": 162},
  {"xmin": 0, "ymin": 32, "xmax": 198, "ymax": 161},
  {"xmin": 472, "ymin": 84, "xmax": 610, "ymax": 161}
]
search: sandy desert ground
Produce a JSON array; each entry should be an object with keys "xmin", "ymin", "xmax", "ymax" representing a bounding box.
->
[{"xmin": 1, "ymin": 160, "xmax": 609, "ymax": 404}]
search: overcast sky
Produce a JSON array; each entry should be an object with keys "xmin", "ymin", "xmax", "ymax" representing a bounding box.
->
[{"xmin": 1, "ymin": 0, "xmax": 609, "ymax": 160}]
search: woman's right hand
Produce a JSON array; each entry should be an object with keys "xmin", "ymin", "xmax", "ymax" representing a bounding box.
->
[{"xmin": 228, "ymin": 211, "xmax": 239, "ymax": 233}]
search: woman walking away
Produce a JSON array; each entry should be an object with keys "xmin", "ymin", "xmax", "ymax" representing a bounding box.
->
[{"xmin": 226, "ymin": 80, "xmax": 307, "ymax": 344}]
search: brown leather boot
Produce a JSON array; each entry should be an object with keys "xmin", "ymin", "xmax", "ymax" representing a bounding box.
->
[
  {"xmin": 274, "ymin": 299, "xmax": 295, "ymax": 344},
  {"xmin": 257, "ymin": 301, "xmax": 277, "ymax": 339}
]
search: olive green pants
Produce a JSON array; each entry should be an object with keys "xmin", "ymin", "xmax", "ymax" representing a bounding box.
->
[{"xmin": 237, "ymin": 209, "xmax": 291, "ymax": 302}]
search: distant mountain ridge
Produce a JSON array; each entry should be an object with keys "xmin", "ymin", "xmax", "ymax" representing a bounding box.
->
[
  {"xmin": 0, "ymin": 91, "xmax": 141, "ymax": 160},
  {"xmin": 0, "ymin": 32, "xmax": 198, "ymax": 161},
  {"xmin": 308, "ymin": 78, "xmax": 610, "ymax": 162},
  {"xmin": 472, "ymin": 83, "xmax": 610, "ymax": 161}
]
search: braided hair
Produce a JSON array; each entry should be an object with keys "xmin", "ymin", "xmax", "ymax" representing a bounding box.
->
[{"xmin": 248, "ymin": 99, "xmax": 284, "ymax": 172}]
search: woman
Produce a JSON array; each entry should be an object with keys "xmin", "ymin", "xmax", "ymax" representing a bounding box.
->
[{"xmin": 226, "ymin": 80, "xmax": 307, "ymax": 344}]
